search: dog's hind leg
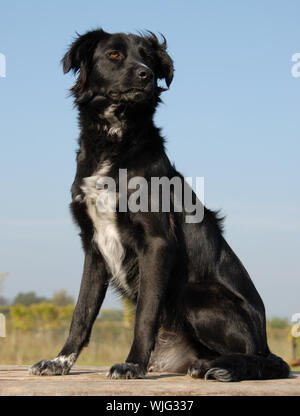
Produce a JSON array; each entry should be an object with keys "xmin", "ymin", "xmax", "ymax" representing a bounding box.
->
[
  {"xmin": 29, "ymin": 250, "xmax": 109, "ymax": 376},
  {"xmin": 182, "ymin": 282, "xmax": 289, "ymax": 381}
]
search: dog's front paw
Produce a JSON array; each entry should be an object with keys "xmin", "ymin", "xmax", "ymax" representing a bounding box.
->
[
  {"xmin": 29, "ymin": 354, "xmax": 77, "ymax": 376},
  {"xmin": 106, "ymin": 362, "xmax": 146, "ymax": 379}
]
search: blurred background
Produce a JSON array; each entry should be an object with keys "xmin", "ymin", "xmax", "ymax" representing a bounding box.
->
[{"xmin": 0, "ymin": 0, "xmax": 299, "ymax": 367}]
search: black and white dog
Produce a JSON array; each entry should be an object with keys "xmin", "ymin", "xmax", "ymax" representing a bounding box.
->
[{"xmin": 30, "ymin": 29, "xmax": 289, "ymax": 381}]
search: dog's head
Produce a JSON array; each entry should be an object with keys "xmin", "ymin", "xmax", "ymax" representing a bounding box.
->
[{"xmin": 62, "ymin": 29, "xmax": 174, "ymax": 107}]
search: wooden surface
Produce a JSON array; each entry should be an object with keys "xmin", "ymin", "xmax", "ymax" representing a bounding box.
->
[{"xmin": 0, "ymin": 366, "xmax": 299, "ymax": 396}]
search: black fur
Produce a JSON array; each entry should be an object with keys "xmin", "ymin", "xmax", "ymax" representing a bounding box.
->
[{"xmin": 30, "ymin": 28, "xmax": 289, "ymax": 382}]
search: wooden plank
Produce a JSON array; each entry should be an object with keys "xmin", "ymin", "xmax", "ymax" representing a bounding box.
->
[{"xmin": 0, "ymin": 366, "xmax": 299, "ymax": 396}]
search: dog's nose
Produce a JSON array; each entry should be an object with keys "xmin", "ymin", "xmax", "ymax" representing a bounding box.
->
[{"xmin": 137, "ymin": 66, "xmax": 153, "ymax": 81}]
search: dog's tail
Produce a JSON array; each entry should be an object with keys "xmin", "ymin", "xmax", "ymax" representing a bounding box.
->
[{"xmin": 205, "ymin": 352, "xmax": 290, "ymax": 382}]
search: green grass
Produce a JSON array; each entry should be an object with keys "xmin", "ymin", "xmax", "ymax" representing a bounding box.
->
[
  {"xmin": 266, "ymin": 326, "xmax": 300, "ymax": 372},
  {"xmin": 0, "ymin": 320, "xmax": 299, "ymax": 372},
  {"xmin": 0, "ymin": 321, "xmax": 133, "ymax": 366}
]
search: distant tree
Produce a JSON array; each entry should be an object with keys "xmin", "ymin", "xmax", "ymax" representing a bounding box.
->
[
  {"xmin": 268, "ymin": 317, "xmax": 289, "ymax": 329},
  {"xmin": 99, "ymin": 309, "xmax": 123, "ymax": 322},
  {"xmin": 121, "ymin": 298, "xmax": 135, "ymax": 329},
  {"xmin": 10, "ymin": 303, "xmax": 74, "ymax": 331},
  {"xmin": 51, "ymin": 290, "xmax": 74, "ymax": 306},
  {"xmin": 0, "ymin": 296, "xmax": 9, "ymax": 306},
  {"xmin": 12, "ymin": 291, "xmax": 49, "ymax": 306}
]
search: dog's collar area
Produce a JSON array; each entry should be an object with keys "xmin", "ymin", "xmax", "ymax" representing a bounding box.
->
[
  {"xmin": 99, "ymin": 104, "xmax": 126, "ymax": 139},
  {"xmin": 102, "ymin": 124, "xmax": 124, "ymax": 138}
]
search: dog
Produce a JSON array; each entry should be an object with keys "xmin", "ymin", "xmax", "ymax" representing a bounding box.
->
[{"xmin": 30, "ymin": 28, "xmax": 289, "ymax": 381}]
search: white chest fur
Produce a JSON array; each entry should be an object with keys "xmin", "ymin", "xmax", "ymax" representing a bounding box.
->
[{"xmin": 80, "ymin": 162, "xmax": 128, "ymax": 293}]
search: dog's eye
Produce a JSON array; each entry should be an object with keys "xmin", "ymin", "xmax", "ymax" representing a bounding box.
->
[{"xmin": 107, "ymin": 50, "xmax": 122, "ymax": 60}]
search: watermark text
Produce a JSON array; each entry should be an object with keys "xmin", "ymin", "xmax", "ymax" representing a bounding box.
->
[
  {"xmin": 291, "ymin": 53, "xmax": 300, "ymax": 78},
  {"xmin": 0, "ymin": 313, "xmax": 6, "ymax": 337},
  {"xmin": 89, "ymin": 169, "xmax": 205, "ymax": 224},
  {"xmin": 291, "ymin": 313, "xmax": 300, "ymax": 338},
  {"xmin": 0, "ymin": 53, "xmax": 6, "ymax": 78}
]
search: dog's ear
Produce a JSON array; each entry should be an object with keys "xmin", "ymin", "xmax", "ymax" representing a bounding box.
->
[
  {"xmin": 145, "ymin": 32, "xmax": 174, "ymax": 88},
  {"xmin": 62, "ymin": 29, "xmax": 108, "ymax": 73},
  {"xmin": 62, "ymin": 29, "xmax": 108, "ymax": 103}
]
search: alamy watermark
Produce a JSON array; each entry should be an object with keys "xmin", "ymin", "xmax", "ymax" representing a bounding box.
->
[
  {"xmin": 84, "ymin": 169, "xmax": 205, "ymax": 223},
  {"xmin": 0, "ymin": 313, "xmax": 6, "ymax": 337},
  {"xmin": 291, "ymin": 313, "xmax": 300, "ymax": 338},
  {"xmin": 291, "ymin": 53, "xmax": 300, "ymax": 78},
  {"xmin": 0, "ymin": 53, "xmax": 6, "ymax": 78}
]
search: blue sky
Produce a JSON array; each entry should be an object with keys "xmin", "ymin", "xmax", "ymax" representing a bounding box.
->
[{"xmin": 0, "ymin": 0, "xmax": 299, "ymax": 317}]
